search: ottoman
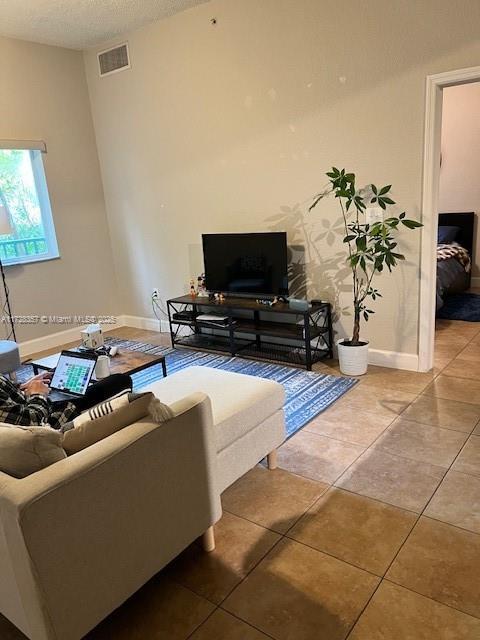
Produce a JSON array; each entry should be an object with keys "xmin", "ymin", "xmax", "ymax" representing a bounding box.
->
[{"xmin": 143, "ymin": 366, "xmax": 286, "ymax": 492}]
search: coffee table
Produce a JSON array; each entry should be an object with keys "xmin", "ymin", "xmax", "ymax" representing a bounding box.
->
[{"xmin": 31, "ymin": 348, "xmax": 167, "ymax": 379}]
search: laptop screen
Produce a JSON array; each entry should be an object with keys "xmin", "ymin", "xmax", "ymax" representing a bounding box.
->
[{"xmin": 50, "ymin": 352, "xmax": 97, "ymax": 396}]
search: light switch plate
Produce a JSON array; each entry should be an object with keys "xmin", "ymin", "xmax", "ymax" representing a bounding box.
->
[{"xmin": 366, "ymin": 206, "xmax": 384, "ymax": 225}]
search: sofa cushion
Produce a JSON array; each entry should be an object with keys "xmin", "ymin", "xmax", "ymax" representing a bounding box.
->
[
  {"xmin": 142, "ymin": 366, "xmax": 285, "ymax": 452},
  {"xmin": 0, "ymin": 423, "xmax": 66, "ymax": 478},
  {"xmin": 62, "ymin": 392, "xmax": 171, "ymax": 455}
]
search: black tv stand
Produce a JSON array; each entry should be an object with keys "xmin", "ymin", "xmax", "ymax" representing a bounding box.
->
[{"xmin": 167, "ymin": 295, "xmax": 333, "ymax": 371}]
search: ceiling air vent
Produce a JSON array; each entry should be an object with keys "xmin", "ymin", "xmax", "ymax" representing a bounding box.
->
[{"xmin": 98, "ymin": 43, "xmax": 130, "ymax": 77}]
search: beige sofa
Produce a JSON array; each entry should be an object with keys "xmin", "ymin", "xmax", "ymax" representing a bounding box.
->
[
  {"xmin": 0, "ymin": 393, "xmax": 221, "ymax": 640},
  {"xmin": 0, "ymin": 365, "xmax": 286, "ymax": 640}
]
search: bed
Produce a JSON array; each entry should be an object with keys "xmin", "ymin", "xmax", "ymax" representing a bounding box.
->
[{"xmin": 436, "ymin": 211, "xmax": 474, "ymax": 311}]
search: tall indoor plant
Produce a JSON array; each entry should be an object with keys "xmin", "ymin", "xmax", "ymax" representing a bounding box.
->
[{"xmin": 309, "ymin": 167, "xmax": 422, "ymax": 375}]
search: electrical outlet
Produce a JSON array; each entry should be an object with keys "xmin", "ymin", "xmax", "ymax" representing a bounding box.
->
[{"xmin": 152, "ymin": 288, "xmax": 159, "ymax": 299}]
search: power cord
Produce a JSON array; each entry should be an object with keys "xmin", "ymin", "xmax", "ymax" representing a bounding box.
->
[
  {"xmin": 0, "ymin": 279, "xmax": 15, "ymax": 341},
  {"xmin": 151, "ymin": 295, "xmax": 169, "ymax": 324}
]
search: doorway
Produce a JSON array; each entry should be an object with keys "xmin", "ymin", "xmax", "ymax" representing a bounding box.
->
[{"xmin": 418, "ymin": 65, "xmax": 480, "ymax": 372}]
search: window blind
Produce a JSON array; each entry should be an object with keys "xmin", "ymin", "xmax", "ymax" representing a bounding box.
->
[{"xmin": 0, "ymin": 139, "xmax": 47, "ymax": 153}]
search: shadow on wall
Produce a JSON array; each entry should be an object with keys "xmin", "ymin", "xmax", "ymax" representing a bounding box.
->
[
  {"xmin": 390, "ymin": 255, "xmax": 418, "ymax": 354},
  {"xmin": 267, "ymin": 201, "xmax": 420, "ymax": 353},
  {"xmin": 266, "ymin": 203, "xmax": 352, "ymax": 337}
]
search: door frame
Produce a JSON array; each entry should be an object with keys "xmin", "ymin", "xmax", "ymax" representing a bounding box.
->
[{"xmin": 418, "ymin": 65, "xmax": 480, "ymax": 372}]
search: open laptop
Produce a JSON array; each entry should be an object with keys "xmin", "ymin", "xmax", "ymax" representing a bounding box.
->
[{"xmin": 48, "ymin": 350, "xmax": 98, "ymax": 401}]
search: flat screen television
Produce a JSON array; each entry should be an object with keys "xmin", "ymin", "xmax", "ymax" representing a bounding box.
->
[{"xmin": 202, "ymin": 232, "xmax": 289, "ymax": 297}]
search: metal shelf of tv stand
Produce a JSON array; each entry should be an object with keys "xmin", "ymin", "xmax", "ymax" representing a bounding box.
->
[{"xmin": 166, "ymin": 295, "xmax": 333, "ymax": 371}]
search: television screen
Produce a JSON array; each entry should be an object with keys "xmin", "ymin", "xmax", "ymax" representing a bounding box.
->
[{"xmin": 202, "ymin": 232, "xmax": 288, "ymax": 297}]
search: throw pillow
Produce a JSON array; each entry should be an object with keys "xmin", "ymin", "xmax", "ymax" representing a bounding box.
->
[
  {"xmin": 62, "ymin": 392, "xmax": 173, "ymax": 455},
  {"xmin": 0, "ymin": 423, "xmax": 66, "ymax": 478},
  {"xmin": 438, "ymin": 225, "xmax": 461, "ymax": 244},
  {"xmin": 64, "ymin": 390, "xmax": 132, "ymax": 429}
]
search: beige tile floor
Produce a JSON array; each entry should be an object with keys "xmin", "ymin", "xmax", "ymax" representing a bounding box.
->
[{"xmin": 1, "ymin": 320, "xmax": 480, "ymax": 639}]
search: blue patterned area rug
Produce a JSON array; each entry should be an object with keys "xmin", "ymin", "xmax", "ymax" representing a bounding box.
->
[
  {"xmin": 104, "ymin": 338, "xmax": 358, "ymax": 439},
  {"xmin": 20, "ymin": 338, "xmax": 357, "ymax": 439}
]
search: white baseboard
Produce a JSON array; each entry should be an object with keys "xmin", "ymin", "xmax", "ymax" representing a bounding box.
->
[
  {"xmin": 160, "ymin": 320, "xmax": 170, "ymax": 333},
  {"xmin": 19, "ymin": 314, "xmax": 166, "ymax": 359},
  {"xmin": 128, "ymin": 320, "xmax": 419, "ymax": 371},
  {"xmin": 471, "ymin": 276, "xmax": 480, "ymax": 287},
  {"xmin": 119, "ymin": 315, "xmax": 161, "ymax": 332},
  {"xmin": 368, "ymin": 348, "xmax": 419, "ymax": 371},
  {"xmin": 19, "ymin": 324, "xmax": 91, "ymax": 359},
  {"xmin": 19, "ymin": 315, "xmax": 420, "ymax": 372}
]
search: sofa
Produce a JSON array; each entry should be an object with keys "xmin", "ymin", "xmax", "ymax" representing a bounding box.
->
[
  {"xmin": 0, "ymin": 365, "xmax": 286, "ymax": 640},
  {"xmin": 0, "ymin": 393, "xmax": 220, "ymax": 640}
]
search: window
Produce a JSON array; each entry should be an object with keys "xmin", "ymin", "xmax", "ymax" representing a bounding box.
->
[{"xmin": 0, "ymin": 145, "xmax": 59, "ymax": 265}]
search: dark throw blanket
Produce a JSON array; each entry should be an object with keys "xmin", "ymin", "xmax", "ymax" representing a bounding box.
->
[{"xmin": 436, "ymin": 242, "xmax": 471, "ymax": 311}]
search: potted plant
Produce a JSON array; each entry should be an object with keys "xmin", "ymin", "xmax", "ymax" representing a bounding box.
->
[{"xmin": 309, "ymin": 167, "xmax": 422, "ymax": 375}]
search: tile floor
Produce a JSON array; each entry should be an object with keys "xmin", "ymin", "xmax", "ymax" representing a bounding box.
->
[{"xmin": 1, "ymin": 320, "xmax": 480, "ymax": 639}]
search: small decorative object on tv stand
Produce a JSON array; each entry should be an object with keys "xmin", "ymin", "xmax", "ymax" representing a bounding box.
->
[
  {"xmin": 196, "ymin": 273, "xmax": 208, "ymax": 297},
  {"xmin": 189, "ymin": 278, "xmax": 197, "ymax": 297},
  {"xmin": 167, "ymin": 295, "xmax": 333, "ymax": 371}
]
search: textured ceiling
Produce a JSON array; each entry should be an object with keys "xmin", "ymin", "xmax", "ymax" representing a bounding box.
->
[{"xmin": 0, "ymin": 0, "xmax": 209, "ymax": 50}]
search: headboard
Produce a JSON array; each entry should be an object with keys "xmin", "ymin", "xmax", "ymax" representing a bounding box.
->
[{"xmin": 439, "ymin": 211, "xmax": 475, "ymax": 259}]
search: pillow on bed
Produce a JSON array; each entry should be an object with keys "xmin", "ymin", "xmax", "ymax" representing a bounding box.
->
[{"xmin": 438, "ymin": 225, "xmax": 461, "ymax": 244}]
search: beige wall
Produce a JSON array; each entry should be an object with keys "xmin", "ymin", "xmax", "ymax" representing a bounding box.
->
[
  {"xmin": 439, "ymin": 82, "xmax": 480, "ymax": 277},
  {"xmin": 85, "ymin": 0, "xmax": 480, "ymax": 356},
  {"xmin": 1, "ymin": 36, "xmax": 119, "ymax": 342}
]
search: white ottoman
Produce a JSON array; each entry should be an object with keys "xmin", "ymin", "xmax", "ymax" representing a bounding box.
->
[{"xmin": 143, "ymin": 366, "xmax": 286, "ymax": 492}]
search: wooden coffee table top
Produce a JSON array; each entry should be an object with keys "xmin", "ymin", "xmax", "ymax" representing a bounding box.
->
[
  {"xmin": 108, "ymin": 350, "xmax": 165, "ymax": 376},
  {"xmin": 31, "ymin": 348, "xmax": 166, "ymax": 378}
]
